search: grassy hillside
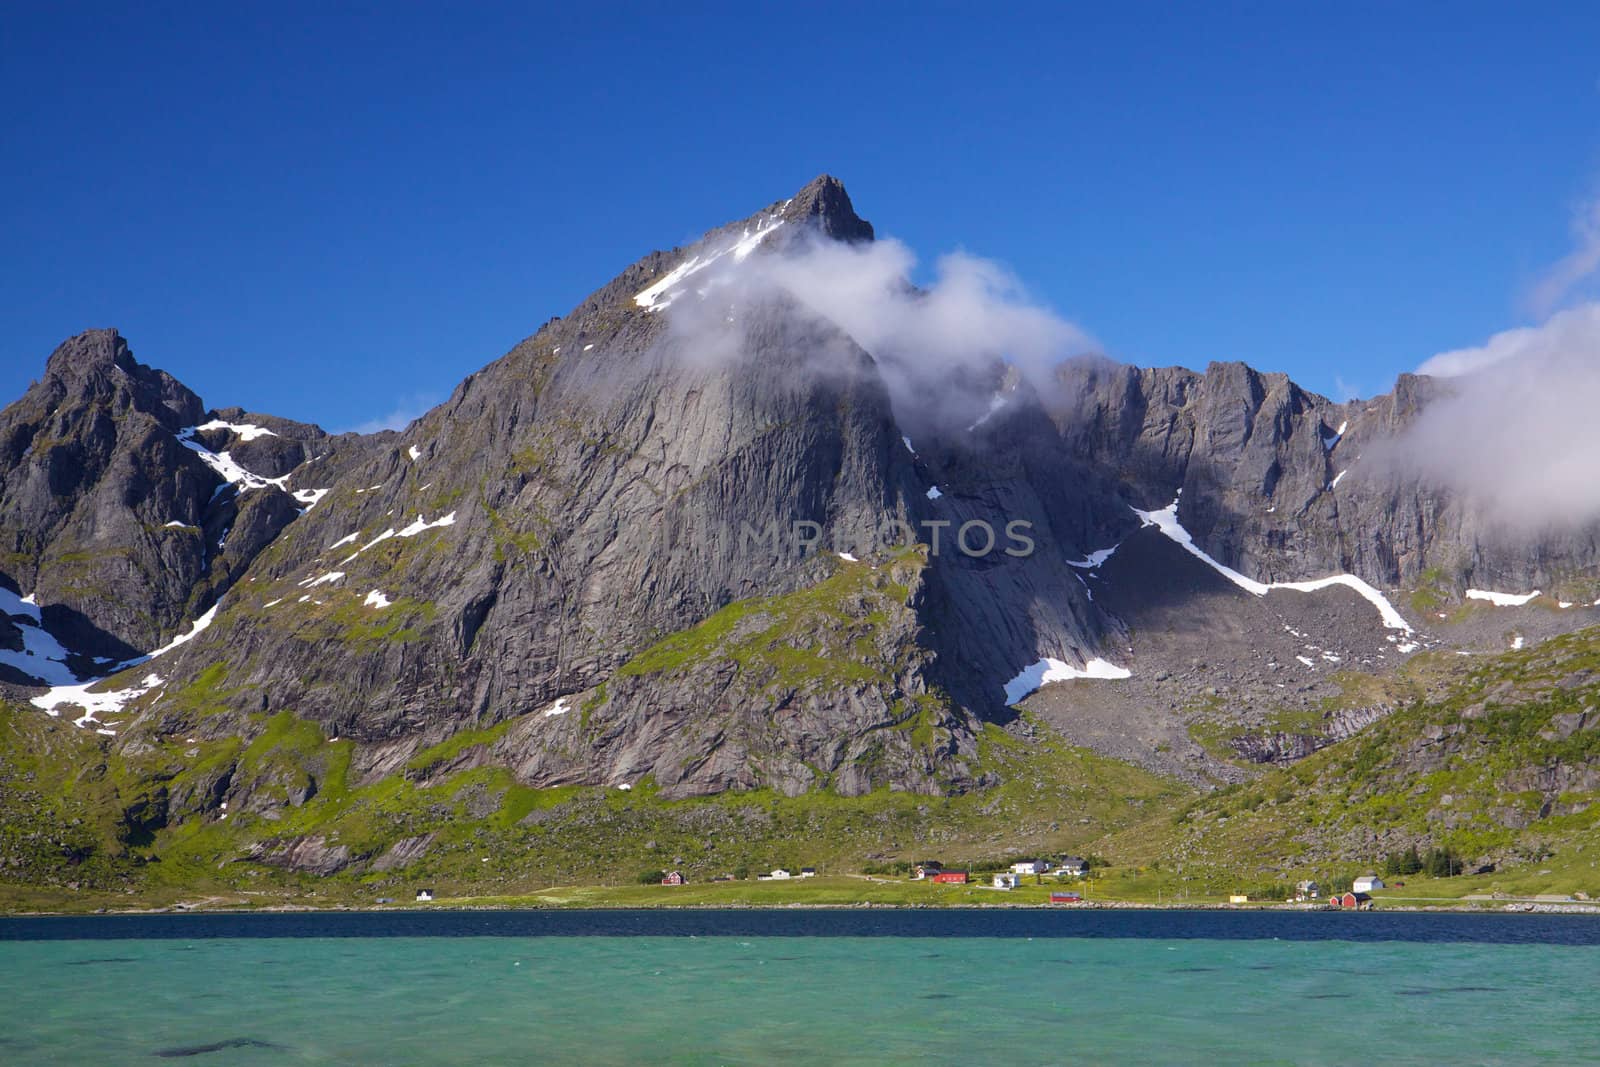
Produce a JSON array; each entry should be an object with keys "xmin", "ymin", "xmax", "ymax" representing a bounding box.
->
[
  {"xmin": 1092, "ymin": 629, "xmax": 1600, "ymax": 900},
  {"xmin": 0, "ymin": 700, "xmax": 1188, "ymax": 911},
  {"xmin": 9, "ymin": 626, "xmax": 1600, "ymax": 912}
]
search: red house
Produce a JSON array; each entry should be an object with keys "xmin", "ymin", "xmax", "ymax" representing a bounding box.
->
[
  {"xmin": 931, "ymin": 871, "xmax": 969, "ymax": 884},
  {"xmin": 661, "ymin": 871, "xmax": 685, "ymax": 886},
  {"xmin": 1050, "ymin": 892, "xmax": 1083, "ymax": 904},
  {"xmin": 1330, "ymin": 891, "xmax": 1372, "ymax": 909}
]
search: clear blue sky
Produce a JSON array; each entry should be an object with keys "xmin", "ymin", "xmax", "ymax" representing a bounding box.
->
[{"xmin": 4, "ymin": 4, "xmax": 1598, "ymax": 430}]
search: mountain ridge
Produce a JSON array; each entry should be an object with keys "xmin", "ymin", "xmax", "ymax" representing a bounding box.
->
[{"xmin": 5, "ymin": 173, "xmax": 1600, "ymax": 826}]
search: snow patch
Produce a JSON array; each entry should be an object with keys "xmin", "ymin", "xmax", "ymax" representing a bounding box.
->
[
  {"xmin": 363, "ymin": 590, "xmax": 393, "ymax": 609},
  {"xmin": 1329, "ymin": 469, "xmax": 1348, "ymax": 490},
  {"xmin": 967, "ymin": 392, "xmax": 1008, "ymax": 431},
  {"xmin": 1511, "ymin": 634, "xmax": 1526, "ymax": 650},
  {"xmin": 300, "ymin": 571, "xmax": 345, "ymax": 588},
  {"xmin": 293, "ymin": 488, "xmax": 330, "ymax": 509},
  {"xmin": 176, "ymin": 426, "xmax": 289, "ymax": 494},
  {"xmin": 902, "ymin": 435, "xmax": 915, "ymax": 454},
  {"xmin": 634, "ymin": 217, "xmax": 786, "ymax": 312},
  {"xmin": 407, "ymin": 445, "xmax": 421, "ymax": 462},
  {"xmin": 1132, "ymin": 497, "xmax": 1412, "ymax": 631},
  {"xmin": 327, "ymin": 532, "xmax": 360, "ymax": 550},
  {"xmin": 837, "ymin": 552, "xmax": 859, "ymax": 562},
  {"xmin": 0, "ymin": 587, "xmax": 79, "ymax": 685},
  {"xmin": 543, "ymin": 697, "xmax": 571, "ymax": 718},
  {"xmin": 1003, "ymin": 656, "xmax": 1131, "ymax": 704},
  {"xmin": 1323, "ymin": 420, "xmax": 1348, "ymax": 449},
  {"xmin": 341, "ymin": 528, "xmax": 396, "ymax": 564},
  {"xmin": 926, "ymin": 486, "xmax": 942, "ymax": 500},
  {"xmin": 31, "ymin": 671, "xmax": 164, "ymax": 726},
  {"xmin": 194, "ymin": 419, "xmax": 278, "ymax": 441},
  {"xmin": 397, "ymin": 511, "xmax": 456, "ymax": 537},
  {"xmin": 1295, "ymin": 655, "xmax": 1316, "ymax": 668},
  {"xmin": 1466, "ymin": 588, "xmax": 1541, "ymax": 607},
  {"xmin": 1066, "ymin": 546, "xmax": 1117, "ymax": 570}
]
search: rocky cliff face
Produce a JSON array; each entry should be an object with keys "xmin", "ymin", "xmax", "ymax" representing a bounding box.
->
[{"xmin": 5, "ymin": 175, "xmax": 1600, "ymax": 818}]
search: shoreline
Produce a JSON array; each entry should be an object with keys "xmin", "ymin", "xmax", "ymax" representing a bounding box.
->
[{"xmin": 7, "ymin": 897, "xmax": 1600, "ymax": 919}]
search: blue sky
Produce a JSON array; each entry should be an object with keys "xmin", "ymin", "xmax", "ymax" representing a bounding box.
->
[{"xmin": 4, "ymin": 3, "xmax": 1599, "ymax": 430}]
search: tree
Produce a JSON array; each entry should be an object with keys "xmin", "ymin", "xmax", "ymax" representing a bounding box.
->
[{"xmin": 637, "ymin": 869, "xmax": 666, "ymax": 885}]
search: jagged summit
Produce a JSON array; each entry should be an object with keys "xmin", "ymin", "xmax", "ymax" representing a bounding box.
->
[
  {"xmin": 36, "ymin": 328, "xmax": 203, "ymax": 431},
  {"xmin": 778, "ymin": 174, "xmax": 875, "ymax": 243}
]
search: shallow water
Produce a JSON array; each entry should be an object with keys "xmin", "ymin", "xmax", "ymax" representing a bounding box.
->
[{"xmin": 2, "ymin": 910, "xmax": 1596, "ymax": 1064}]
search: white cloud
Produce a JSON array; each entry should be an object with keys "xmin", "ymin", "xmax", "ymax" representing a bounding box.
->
[
  {"xmin": 1418, "ymin": 303, "xmax": 1600, "ymax": 377},
  {"xmin": 1527, "ymin": 194, "xmax": 1600, "ymax": 317},
  {"xmin": 657, "ymin": 231, "xmax": 1097, "ymax": 427},
  {"xmin": 1399, "ymin": 301, "xmax": 1600, "ymax": 529}
]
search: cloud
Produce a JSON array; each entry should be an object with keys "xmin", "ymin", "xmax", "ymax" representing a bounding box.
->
[
  {"xmin": 1417, "ymin": 304, "xmax": 1600, "ymax": 378},
  {"xmin": 1396, "ymin": 302, "xmax": 1600, "ymax": 529},
  {"xmin": 1526, "ymin": 193, "xmax": 1600, "ymax": 317},
  {"xmin": 656, "ymin": 230, "xmax": 1097, "ymax": 428},
  {"xmin": 340, "ymin": 393, "xmax": 440, "ymax": 435}
]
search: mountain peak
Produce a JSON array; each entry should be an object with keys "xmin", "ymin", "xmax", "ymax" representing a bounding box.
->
[
  {"xmin": 36, "ymin": 327, "xmax": 204, "ymax": 431},
  {"xmin": 780, "ymin": 174, "xmax": 874, "ymax": 243},
  {"xmin": 43, "ymin": 327, "xmax": 133, "ymax": 378}
]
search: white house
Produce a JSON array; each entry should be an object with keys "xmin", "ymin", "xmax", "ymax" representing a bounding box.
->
[
  {"xmin": 799, "ymin": 867, "xmax": 817, "ymax": 878},
  {"xmin": 993, "ymin": 872, "xmax": 1020, "ymax": 890},
  {"xmin": 1352, "ymin": 875, "xmax": 1385, "ymax": 894},
  {"xmin": 1056, "ymin": 857, "xmax": 1090, "ymax": 878},
  {"xmin": 415, "ymin": 889, "xmax": 434, "ymax": 902},
  {"xmin": 760, "ymin": 868, "xmax": 792, "ymax": 881},
  {"xmin": 1012, "ymin": 859, "xmax": 1051, "ymax": 875},
  {"xmin": 1295, "ymin": 880, "xmax": 1321, "ymax": 901}
]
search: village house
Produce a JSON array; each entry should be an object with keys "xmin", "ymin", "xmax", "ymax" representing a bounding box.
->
[
  {"xmin": 1056, "ymin": 857, "xmax": 1090, "ymax": 878},
  {"xmin": 1229, "ymin": 894, "xmax": 1250, "ymax": 904},
  {"xmin": 912, "ymin": 862, "xmax": 944, "ymax": 880},
  {"xmin": 415, "ymin": 889, "xmax": 434, "ymax": 902},
  {"xmin": 931, "ymin": 870, "xmax": 969, "ymax": 884},
  {"xmin": 1352, "ymin": 874, "xmax": 1385, "ymax": 894},
  {"xmin": 758, "ymin": 868, "xmax": 792, "ymax": 881},
  {"xmin": 1331, "ymin": 891, "xmax": 1375, "ymax": 910},
  {"xmin": 1050, "ymin": 891, "xmax": 1083, "ymax": 904},
  {"xmin": 799, "ymin": 867, "xmax": 817, "ymax": 878},
  {"xmin": 993, "ymin": 872, "xmax": 1020, "ymax": 890},
  {"xmin": 1012, "ymin": 859, "xmax": 1052, "ymax": 876},
  {"xmin": 1294, "ymin": 880, "xmax": 1321, "ymax": 901},
  {"xmin": 660, "ymin": 871, "xmax": 685, "ymax": 886}
]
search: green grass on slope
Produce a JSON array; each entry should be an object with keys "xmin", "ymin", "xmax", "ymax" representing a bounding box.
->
[
  {"xmin": 1091, "ymin": 628, "xmax": 1600, "ymax": 899},
  {"xmin": 0, "ymin": 692, "xmax": 1190, "ymax": 911}
]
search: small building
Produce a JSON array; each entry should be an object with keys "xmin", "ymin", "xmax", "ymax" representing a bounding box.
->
[
  {"xmin": 912, "ymin": 862, "xmax": 944, "ymax": 880},
  {"xmin": 993, "ymin": 872, "xmax": 1020, "ymax": 890},
  {"xmin": 1050, "ymin": 892, "xmax": 1083, "ymax": 904},
  {"xmin": 1056, "ymin": 856, "xmax": 1090, "ymax": 878},
  {"xmin": 415, "ymin": 889, "xmax": 434, "ymax": 902},
  {"xmin": 1331, "ymin": 891, "xmax": 1374, "ymax": 909},
  {"xmin": 1012, "ymin": 859, "xmax": 1052, "ymax": 876},
  {"xmin": 931, "ymin": 871, "xmax": 969, "ymax": 884},
  {"xmin": 1229, "ymin": 894, "xmax": 1250, "ymax": 904},
  {"xmin": 661, "ymin": 870, "xmax": 685, "ymax": 886},
  {"xmin": 1295, "ymin": 880, "xmax": 1321, "ymax": 901},
  {"xmin": 799, "ymin": 867, "xmax": 817, "ymax": 878},
  {"xmin": 1352, "ymin": 874, "xmax": 1385, "ymax": 894},
  {"xmin": 765, "ymin": 868, "xmax": 792, "ymax": 880}
]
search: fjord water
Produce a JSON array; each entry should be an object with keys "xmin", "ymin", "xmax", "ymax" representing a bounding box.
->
[{"xmin": 3, "ymin": 911, "xmax": 1597, "ymax": 1065}]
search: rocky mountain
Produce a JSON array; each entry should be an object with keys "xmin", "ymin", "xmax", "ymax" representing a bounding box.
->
[{"xmin": 4, "ymin": 173, "xmax": 1600, "ymax": 850}]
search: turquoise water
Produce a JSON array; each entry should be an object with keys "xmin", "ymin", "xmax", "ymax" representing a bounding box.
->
[{"xmin": 3, "ymin": 912, "xmax": 1598, "ymax": 1064}]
